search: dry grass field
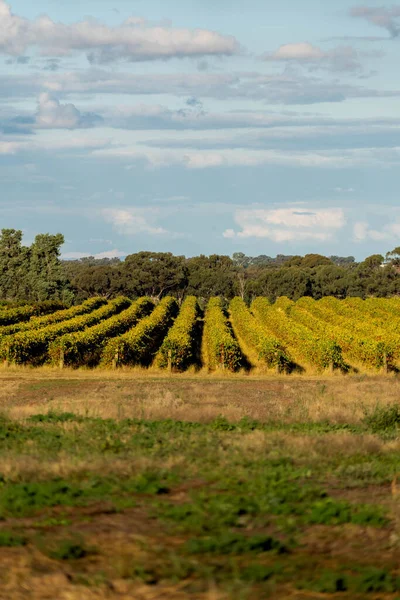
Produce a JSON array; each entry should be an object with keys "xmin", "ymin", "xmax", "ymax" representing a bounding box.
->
[{"xmin": 0, "ymin": 369, "xmax": 399, "ymax": 599}]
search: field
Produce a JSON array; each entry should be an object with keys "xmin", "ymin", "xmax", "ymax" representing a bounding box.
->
[
  {"xmin": 1, "ymin": 295, "xmax": 400, "ymax": 374},
  {"xmin": 0, "ymin": 371, "xmax": 399, "ymax": 599},
  {"xmin": 1, "ymin": 299, "xmax": 400, "ymax": 598}
]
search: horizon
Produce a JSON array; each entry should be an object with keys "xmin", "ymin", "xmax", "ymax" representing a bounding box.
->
[{"xmin": 1, "ymin": 0, "xmax": 400, "ymax": 261}]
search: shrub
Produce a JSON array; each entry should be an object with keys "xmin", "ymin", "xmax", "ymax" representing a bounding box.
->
[{"xmin": 202, "ymin": 297, "xmax": 242, "ymax": 372}]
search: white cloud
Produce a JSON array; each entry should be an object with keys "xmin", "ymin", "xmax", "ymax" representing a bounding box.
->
[
  {"xmin": 102, "ymin": 208, "xmax": 168, "ymax": 236},
  {"xmin": 353, "ymin": 221, "xmax": 400, "ymax": 242},
  {"xmin": 36, "ymin": 93, "xmax": 82, "ymax": 129},
  {"xmin": 0, "ymin": 134, "xmax": 110, "ymax": 155},
  {"xmin": 3, "ymin": 67, "xmax": 399, "ymax": 106},
  {"xmin": 263, "ymin": 42, "xmax": 363, "ymax": 72},
  {"xmin": 224, "ymin": 207, "xmax": 346, "ymax": 242},
  {"xmin": 268, "ymin": 42, "xmax": 325, "ymax": 61},
  {"xmin": 0, "ymin": 0, "xmax": 239, "ymax": 62},
  {"xmin": 334, "ymin": 186, "xmax": 355, "ymax": 193},
  {"xmin": 93, "ymin": 145, "xmax": 400, "ymax": 170},
  {"xmin": 351, "ymin": 6, "xmax": 400, "ymax": 37},
  {"xmin": 0, "ymin": 141, "xmax": 21, "ymax": 154}
]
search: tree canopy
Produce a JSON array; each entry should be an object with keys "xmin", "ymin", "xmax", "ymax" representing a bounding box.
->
[{"xmin": 1, "ymin": 229, "xmax": 400, "ymax": 305}]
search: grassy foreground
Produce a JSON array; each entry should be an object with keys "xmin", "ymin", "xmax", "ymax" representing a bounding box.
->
[{"xmin": 0, "ymin": 371, "xmax": 400, "ymax": 599}]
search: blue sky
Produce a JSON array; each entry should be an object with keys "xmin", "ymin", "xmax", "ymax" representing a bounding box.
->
[{"xmin": 1, "ymin": 0, "xmax": 400, "ymax": 259}]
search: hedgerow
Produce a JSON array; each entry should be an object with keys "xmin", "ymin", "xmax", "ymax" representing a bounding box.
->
[
  {"xmin": 101, "ymin": 297, "xmax": 178, "ymax": 368},
  {"xmin": 342, "ymin": 297, "xmax": 400, "ymax": 335},
  {"xmin": 252, "ymin": 297, "xmax": 344, "ymax": 371},
  {"xmin": 48, "ymin": 297, "xmax": 154, "ymax": 367},
  {"xmin": 0, "ymin": 297, "xmax": 106, "ymax": 337},
  {"xmin": 155, "ymin": 296, "xmax": 200, "ymax": 371},
  {"xmin": 230, "ymin": 297, "xmax": 290, "ymax": 370},
  {"xmin": 0, "ymin": 297, "xmax": 131, "ymax": 365},
  {"xmin": 0, "ymin": 301, "xmax": 64, "ymax": 327},
  {"xmin": 294, "ymin": 298, "xmax": 398, "ymax": 369},
  {"xmin": 202, "ymin": 297, "xmax": 242, "ymax": 372}
]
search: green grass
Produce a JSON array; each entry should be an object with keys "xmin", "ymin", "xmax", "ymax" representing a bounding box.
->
[
  {"xmin": 35, "ymin": 534, "xmax": 95, "ymax": 560},
  {"xmin": 0, "ymin": 530, "xmax": 27, "ymax": 547},
  {"xmin": 183, "ymin": 533, "xmax": 288, "ymax": 555},
  {"xmin": 0, "ymin": 472, "xmax": 173, "ymax": 518},
  {"xmin": 297, "ymin": 567, "xmax": 400, "ymax": 594},
  {"xmin": 362, "ymin": 403, "xmax": 400, "ymax": 432},
  {"xmin": 0, "ymin": 409, "xmax": 398, "ymax": 598}
]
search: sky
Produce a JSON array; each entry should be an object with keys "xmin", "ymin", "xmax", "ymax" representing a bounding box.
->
[{"xmin": 1, "ymin": 0, "xmax": 400, "ymax": 260}]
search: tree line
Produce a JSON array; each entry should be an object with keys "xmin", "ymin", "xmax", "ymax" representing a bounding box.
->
[{"xmin": 1, "ymin": 229, "xmax": 400, "ymax": 306}]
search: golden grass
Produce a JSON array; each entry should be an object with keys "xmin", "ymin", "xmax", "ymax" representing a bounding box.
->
[
  {"xmin": 0, "ymin": 454, "xmax": 168, "ymax": 483},
  {"xmin": 1, "ymin": 367, "xmax": 400, "ymax": 426}
]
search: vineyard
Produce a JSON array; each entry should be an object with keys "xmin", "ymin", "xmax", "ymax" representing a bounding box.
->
[{"xmin": 1, "ymin": 296, "xmax": 400, "ymax": 373}]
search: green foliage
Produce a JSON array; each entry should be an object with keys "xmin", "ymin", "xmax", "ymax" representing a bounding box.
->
[
  {"xmin": 353, "ymin": 567, "xmax": 400, "ymax": 593},
  {"xmin": 0, "ymin": 229, "xmax": 30, "ymax": 302},
  {"xmin": 48, "ymin": 297, "xmax": 154, "ymax": 367},
  {"xmin": 306, "ymin": 498, "xmax": 388, "ymax": 527},
  {"xmin": 0, "ymin": 410, "xmax": 397, "ymax": 596},
  {"xmin": 230, "ymin": 297, "xmax": 290, "ymax": 369},
  {"xmin": 122, "ymin": 251, "xmax": 188, "ymax": 299},
  {"xmin": 202, "ymin": 297, "xmax": 242, "ymax": 371},
  {"xmin": 0, "ymin": 530, "xmax": 27, "ymax": 547},
  {"xmin": 36, "ymin": 534, "xmax": 92, "ymax": 560},
  {"xmin": 293, "ymin": 297, "xmax": 398, "ymax": 369},
  {"xmin": 28, "ymin": 411, "xmax": 84, "ymax": 424},
  {"xmin": 186, "ymin": 255, "xmax": 236, "ymax": 299},
  {"xmin": 363, "ymin": 403, "xmax": 400, "ymax": 432},
  {"xmin": 0, "ymin": 297, "xmax": 105, "ymax": 336},
  {"xmin": 101, "ymin": 297, "xmax": 178, "ymax": 367},
  {"xmin": 27, "ymin": 233, "xmax": 70, "ymax": 303},
  {"xmin": 0, "ymin": 471, "xmax": 172, "ymax": 518},
  {"xmin": 184, "ymin": 533, "xmax": 287, "ymax": 555},
  {"xmin": 0, "ymin": 300, "xmax": 64, "ymax": 327},
  {"xmin": 298, "ymin": 570, "xmax": 349, "ymax": 593},
  {"xmin": 298, "ymin": 566, "xmax": 400, "ymax": 594},
  {"xmin": 0, "ymin": 296, "xmax": 131, "ymax": 365},
  {"xmin": 156, "ymin": 296, "xmax": 200, "ymax": 370}
]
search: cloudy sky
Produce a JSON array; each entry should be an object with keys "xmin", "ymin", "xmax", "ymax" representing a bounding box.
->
[{"xmin": 1, "ymin": 0, "xmax": 400, "ymax": 259}]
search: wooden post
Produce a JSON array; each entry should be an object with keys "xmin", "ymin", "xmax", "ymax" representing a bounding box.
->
[
  {"xmin": 168, "ymin": 349, "xmax": 172, "ymax": 373},
  {"xmin": 329, "ymin": 361, "xmax": 334, "ymax": 374},
  {"xmin": 275, "ymin": 363, "xmax": 281, "ymax": 375},
  {"xmin": 4, "ymin": 346, "xmax": 10, "ymax": 368},
  {"xmin": 220, "ymin": 348, "xmax": 225, "ymax": 370},
  {"xmin": 59, "ymin": 349, "xmax": 64, "ymax": 369},
  {"xmin": 112, "ymin": 351, "xmax": 119, "ymax": 370},
  {"xmin": 383, "ymin": 352, "xmax": 388, "ymax": 375}
]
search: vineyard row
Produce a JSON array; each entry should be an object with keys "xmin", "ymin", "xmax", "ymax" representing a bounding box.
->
[{"xmin": 1, "ymin": 296, "xmax": 400, "ymax": 373}]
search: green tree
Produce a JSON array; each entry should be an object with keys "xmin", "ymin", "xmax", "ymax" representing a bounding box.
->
[
  {"xmin": 249, "ymin": 267, "xmax": 313, "ymax": 302},
  {"xmin": 123, "ymin": 252, "xmax": 188, "ymax": 299},
  {"xmin": 312, "ymin": 265, "xmax": 349, "ymax": 299},
  {"xmin": 386, "ymin": 247, "xmax": 400, "ymax": 269},
  {"xmin": 0, "ymin": 229, "xmax": 30, "ymax": 301},
  {"xmin": 28, "ymin": 233, "xmax": 71, "ymax": 302},
  {"xmin": 186, "ymin": 255, "xmax": 236, "ymax": 299},
  {"xmin": 360, "ymin": 254, "xmax": 384, "ymax": 272},
  {"xmin": 301, "ymin": 254, "xmax": 333, "ymax": 268}
]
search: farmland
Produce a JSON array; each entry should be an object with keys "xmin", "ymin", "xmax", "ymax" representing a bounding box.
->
[
  {"xmin": 1, "ymin": 296, "xmax": 400, "ymax": 374},
  {"xmin": 1, "ymin": 298, "xmax": 400, "ymax": 598},
  {"xmin": 0, "ymin": 372, "xmax": 400, "ymax": 599}
]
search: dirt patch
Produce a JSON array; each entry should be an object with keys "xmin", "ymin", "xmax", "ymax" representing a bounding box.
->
[{"xmin": 300, "ymin": 523, "xmax": 395, "ymax": 565}]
